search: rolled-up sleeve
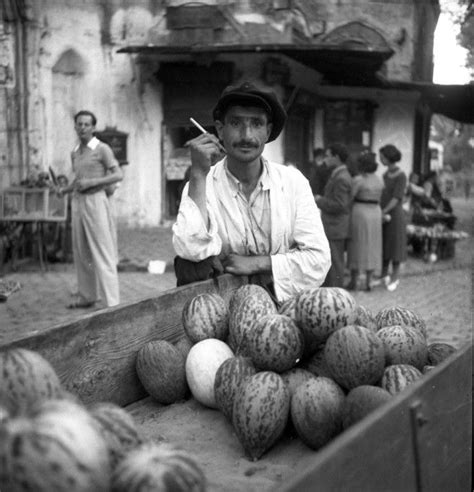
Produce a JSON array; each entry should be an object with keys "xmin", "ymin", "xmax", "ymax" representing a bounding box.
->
[
  {"xmin": 172, "ymin": 194, "xmax": 222, "ymax": 261},
  {"xmin": 270, "ymin": 176, "xmax": 331, "ymax": 301}
]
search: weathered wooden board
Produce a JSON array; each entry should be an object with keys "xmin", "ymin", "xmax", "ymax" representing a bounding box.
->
[
  {"xmin": 0, "ymin": 274, "xmax": 248, "ymax": 407},
  {"xmin": 277, "ymin": 343, "xmax": 472, "ymax": 492}
]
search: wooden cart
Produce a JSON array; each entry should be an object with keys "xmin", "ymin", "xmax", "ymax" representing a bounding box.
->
[{"xmin": 1, "ymin": 274, "xmax": 471, "ymax": 491}]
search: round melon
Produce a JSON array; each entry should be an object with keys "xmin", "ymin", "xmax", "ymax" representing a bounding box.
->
[
  {"xmin": 290, "ymin": 377, "xmax": 345, "ymax": 450},
  {"xmin": 0, "ymin": 399, "xmax": 110, "ymax": 491},
  {"xmin": 185, "ymin": 339, "xmax": 234, "ymax": 408},
  {"xmin": 182, "ymin": 292, "xmax": 229, "ymax": 342},
  {"xmin": 354, "ymin": 305, "xmax": 377, "ymax": 332},
  {"xmin": 246, "ymin": 314, "xmax": 304, "ymax": 372},
  {"xmin": 427, "ymin": 342, "xmax": 457, "ymax": 365},
  {"xmin": 380, "ymin": 364, "xmax": 423, "ymax": 395},
  {"xmin": 295, "ymin": 287, "xmax": 357, "ymax": 355},
  {"xmin": 228, "ymin": 294, "xmax": 277, "ymax": 355},
  {"xmin": 341, "ymin": 385, "xmax": 392, "ymax": 429},
  {"xmin": 112, "ymin": 442, "xmax": 206, "ymax": 492},
  {"xmin": 377, "ymin": 324, "xmax": 428, "ymax": 369},
  {"xmin": 228, "ymin": 284, "xmax": 274, "ymax": 316},
  {"xmin": 89, "ymin": 402, "xmax": 143, "ymax": 468},
  {"xmin": 375, "ymin": 306, "xmax": 427, "ymax": 339},
  {"xmin": 232, "ymin": 371, "xmax": 290, "ymax": 461},
  {"xmin": 280, "ymin": 368, "xmax": 317, "ymax": 397},
  {"xmin": 0, "ymin": 348, "xmax": 63, "ymax": 416},
  {"xmin": 136, "ymin": 340, "xmax": 187, "ymax": 405},
  {"xmin": 214, "ymin": 356, "xmax": 256, "ymax": 421},
  {"xmin": 324, "ymin": 325, "xmax": 386, "ymax": 390}
]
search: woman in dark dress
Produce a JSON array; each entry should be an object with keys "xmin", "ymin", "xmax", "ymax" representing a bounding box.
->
[{"xmin": 379, "ymin": 144, "xmax": 407, "ymax": 292}]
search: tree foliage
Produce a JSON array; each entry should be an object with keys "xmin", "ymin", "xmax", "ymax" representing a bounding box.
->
[
  {"xmin": 444, "ymin": 0, "xmax": 474, "ymax": 78},
  {"xmin": 431, "ymin": 114, "xmax": 474, "ymax": 173}
]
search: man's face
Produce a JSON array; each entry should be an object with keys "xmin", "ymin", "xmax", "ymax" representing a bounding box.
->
[
  {"xmin": 215, "ymin": 106, "xmax": 272, "ymax": 163},
  {"xmin": 74, "ymin": 115, "xmax": 95, "ymax": 142},
  {"xmin": 325, "ymin": 149, "xmax": 338, "ymax": 168}
]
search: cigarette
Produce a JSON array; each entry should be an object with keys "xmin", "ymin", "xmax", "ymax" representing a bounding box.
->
[
  {"xmin": 190, "ymin": 117, "xmax": 207, "ymax": 134},
  {"xmin": 189, "ymin": 117, "xmax": 226, "ymax": 153}
]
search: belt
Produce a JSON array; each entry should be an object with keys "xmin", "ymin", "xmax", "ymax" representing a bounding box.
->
[{"xmin": 354, "ymin": 199, "xmax": 379, "ymax": 204}]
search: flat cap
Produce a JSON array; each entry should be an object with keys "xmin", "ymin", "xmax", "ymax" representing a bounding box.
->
[{"xmin": 212, "ymin": 81, "xmax": 287, "ymax": 142}]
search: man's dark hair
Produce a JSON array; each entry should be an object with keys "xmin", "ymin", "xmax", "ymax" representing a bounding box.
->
[
  {"xmin": 74, "ymin": 110, "xmax": 97, "ymax": 126},
  {"xmin": 327, "ymin": 143, "xmax": 349, "ymax": 163},
  {"xmin": 313, "ymin": 147, "xmax": 325, "ymax": 159}
]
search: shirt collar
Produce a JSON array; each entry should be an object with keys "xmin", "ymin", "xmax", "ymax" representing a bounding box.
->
[
  {"xmin": 224, "ymin": 158, "xmax": 271, "ymax": 196},
  {"xmin": 74, "ymin": 136, "xmax": 100, "ymax": 152}
]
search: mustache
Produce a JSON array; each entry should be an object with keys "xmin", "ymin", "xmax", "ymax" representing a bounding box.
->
[{"xmin": 234, "ymin": 140, "xmax": 259, "ymax": 148}]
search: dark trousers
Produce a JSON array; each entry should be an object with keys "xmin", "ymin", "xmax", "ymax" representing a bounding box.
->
[{"xmin": 323, "ymin": 239, "xmax": 346, "ymax": 288}]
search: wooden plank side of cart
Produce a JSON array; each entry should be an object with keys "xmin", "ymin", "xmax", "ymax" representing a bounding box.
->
[
  {"xmin": 0, "ymin": 274, "xmax": 248, "ymax": 407},
  {"xmin": 278, "ymin": 342, "xmax": 472, "ymax": 492}
]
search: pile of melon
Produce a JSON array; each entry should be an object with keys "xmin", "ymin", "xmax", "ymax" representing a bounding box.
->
[
  {"xmin": 0, "ymin": 347, "xmax": 207, "ymax": 491},
  {"xmin": 142, "ymin": 284, "xmax": 458, "ymax": 461}
]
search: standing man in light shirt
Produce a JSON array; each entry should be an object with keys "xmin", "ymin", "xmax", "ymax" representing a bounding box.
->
[
  {"xmin": 59, "ymin": 110, "xmax": 123, "ymax": 308},
  {"xmin": 172, "ymin": 81, "xmax": 331, "ymax": 302}
]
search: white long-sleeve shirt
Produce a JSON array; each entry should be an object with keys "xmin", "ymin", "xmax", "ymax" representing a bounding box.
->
[{"xmin": 172, "ymin": 158, "xmax": 331, "ymax": 301}]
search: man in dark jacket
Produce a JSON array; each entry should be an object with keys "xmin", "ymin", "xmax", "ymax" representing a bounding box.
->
[{"xmin": 315, "ymin": 143, "xmax": 352, "ymax": 287}]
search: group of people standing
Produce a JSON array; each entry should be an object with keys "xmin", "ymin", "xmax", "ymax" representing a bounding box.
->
[{"xmin": 310, "ymin": 143, "xmax": 407, "ymax": 293}]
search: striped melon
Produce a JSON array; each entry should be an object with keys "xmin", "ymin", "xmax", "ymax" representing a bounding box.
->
[
  {"xmin": 427, "ymin": 342, "xmax": 457, "ymax": 365},
  {"xmin": 380, "ymin": 364, "xmax": 423, "ymax": 395},
  {"xmin": 298, "ymin": 345, "xmax": 332, "ymax": 378},
  {"xmin": 136, "ymin": 340, "xmax": 187, "ymax": 405},
  {"xmin": 246, "ymin": 314, "xmax": 304, "ymax": 372},
  {"xmin": 174, "ymin": 336, "xmax": 194, "ymax": 360},
  {"xmin": 0, "ymin": 348, "xmax": 63, "ymax": 416},
  {"xmin": 354, "ymin": 304, "xmax": 377, "ymax": 332},
  {"xmin": 377, "ymin": 325, "xmax": 428, "ymax": 369},
  {"xmin": 182, "ymin": 292, "xmax": 229, "ymax": 342},
  {"xmin": 185, "ymin": 339, "xmax": 234, "ymax": 408},
  {"xmin": 232, "ymin": 371, "xmax": 290, "ymax": 460},
  {"xmin": 280, "ymin": 368, "xmax": 317, "ymax": 398},
  {"xmin": 89, "ymin": 402, "xmax": 143, "ymax": 468},
  {"xmin": 375, "ymin": 306, "xmax": 427, "ymax": 339},
  {"xmin": 290, "ymin": 377, "xmax": 345, "ymax": 450},
  {"xmin": 112, "ymin": 442, "xmax": 206, "ymax": 492},
  {"xmin": 324, "ymin": 325, "xmax": 386, "ymax": 390},
  {"xmin": 0, "ymin": 399, "xmax": 110, "ymax": 491},
  {"xmin": 295, "ymin": 287, "xmax": 357, "ymax": 355},
  {"xmin": 341, "ymin": 385, "xmax": 392, "ymax": 429},
  {"xmin": 278, "ymin": 294, "xmax": 299, "ymax": 320},
  {"xmin": 228, "ymin": 294, "xmax": 277, "ymax": 355},
  {"xmin": 228, "ymin": 284, "xmax": 274, "ymax": 316},
  {"xmin": 214, "ymin": 356, "xmax": 257, "ymax": 421}
]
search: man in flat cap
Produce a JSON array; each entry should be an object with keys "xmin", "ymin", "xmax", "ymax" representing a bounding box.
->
[{"xmin": 173, "ymin": 81, "xmax": 330, "ymax": 302}]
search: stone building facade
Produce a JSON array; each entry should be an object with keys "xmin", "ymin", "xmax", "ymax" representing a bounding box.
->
[{"xmin": 1, "ymin": 0, "xmax": 441, "ymax": 226}]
